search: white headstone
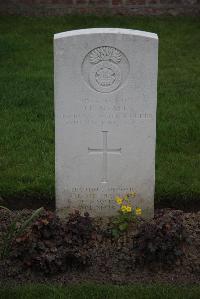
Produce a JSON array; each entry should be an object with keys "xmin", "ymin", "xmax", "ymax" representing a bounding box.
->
[{"xmin": 54, "ymin": 28, "xmax": 158, "ymax": 218}]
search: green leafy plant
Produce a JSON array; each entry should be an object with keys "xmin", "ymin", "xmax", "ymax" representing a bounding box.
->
[
  {"xmin": 0, "ymin": 206, "xmax": 44, "ymax": 259},
  {"xmin": 111, "ymin": 193, "xmax": 142, "ymax": 238}
]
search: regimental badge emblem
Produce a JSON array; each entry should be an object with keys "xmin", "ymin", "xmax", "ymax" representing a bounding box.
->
[{"xmin": 82, "ymin": 46, "xmax": 129, "ymax": 93}]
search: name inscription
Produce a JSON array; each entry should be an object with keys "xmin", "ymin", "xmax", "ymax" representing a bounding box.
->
[{"xmin": 61, "ymin": 97, "xmax": 153, "ymax": 126}]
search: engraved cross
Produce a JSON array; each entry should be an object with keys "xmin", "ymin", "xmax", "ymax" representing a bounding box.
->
[{"xmin": 88, "ymin": 131, "xmax": 121, "ymax": 183}]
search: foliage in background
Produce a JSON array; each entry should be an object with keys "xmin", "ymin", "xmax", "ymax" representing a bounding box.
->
[{"xmin": 0, "ymin": 207, "xmax": 43, "ymax": 259}]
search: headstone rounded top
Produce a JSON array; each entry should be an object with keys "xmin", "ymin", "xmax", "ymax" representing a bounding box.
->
[{"xmin": 54, "ymin": 28, "xmax": 158, "ymax": 40}]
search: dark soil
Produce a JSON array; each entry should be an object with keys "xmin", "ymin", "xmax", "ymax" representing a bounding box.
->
[
  {"xmin": 0, "ymin": 196, "xmax": 55, "ymax": 211},
  {"xmin": 0, "ymin": 208, "xmax": 199, "ymax": 286}
]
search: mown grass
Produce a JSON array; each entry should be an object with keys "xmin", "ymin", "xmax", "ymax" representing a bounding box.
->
[
  {"xmin": 0, "ymin": 16, "xmax": 199, "ymax": 207},
  {"xmin": 0, "ymin": 283, "xmax": 200, "ymax": 299}
]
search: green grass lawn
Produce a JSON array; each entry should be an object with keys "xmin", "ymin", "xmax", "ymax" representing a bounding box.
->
[
  {"xmin": 0, "ymin": 16, "xmax": 199, "ymax": 207},
  {"xmin": 0, "ymin": 284, "xmax": 200, "ymax": 299}
]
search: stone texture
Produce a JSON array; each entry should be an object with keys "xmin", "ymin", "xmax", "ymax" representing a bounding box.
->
[{"xmin": 54, "ymin": 28, "xmax": 158, "ymax": 217}]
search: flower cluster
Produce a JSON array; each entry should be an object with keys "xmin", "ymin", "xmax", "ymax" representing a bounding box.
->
[{"xmin": 115, "ymin": 192, "xmax": 142, "ymax": 216}]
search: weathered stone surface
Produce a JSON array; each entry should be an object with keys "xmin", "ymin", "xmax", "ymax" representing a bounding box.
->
[{"xmin": 54, "ymin": 28, "xmax": 158, "ymax": 217}]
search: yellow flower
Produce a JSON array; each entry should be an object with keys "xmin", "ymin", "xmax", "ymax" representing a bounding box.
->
[
  {"xmin": 135, "ymin": 207, "xmax": 142, "ymax": 216},
  {"xmin": 121, "ymin": 205, "xmax": 128, "ymax": 212},
  {"xmin": 126, "ymin": 206, "xmax": 132, "ymax": 212},
  {"xmin": 115, "ymin": 196, "xmax": 123, "ymax": 205}
]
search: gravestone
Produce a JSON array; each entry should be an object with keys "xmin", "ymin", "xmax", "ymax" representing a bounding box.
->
[{"xmin": 54, "ymin": 28, "xmax": 158, "ymax": 218}]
